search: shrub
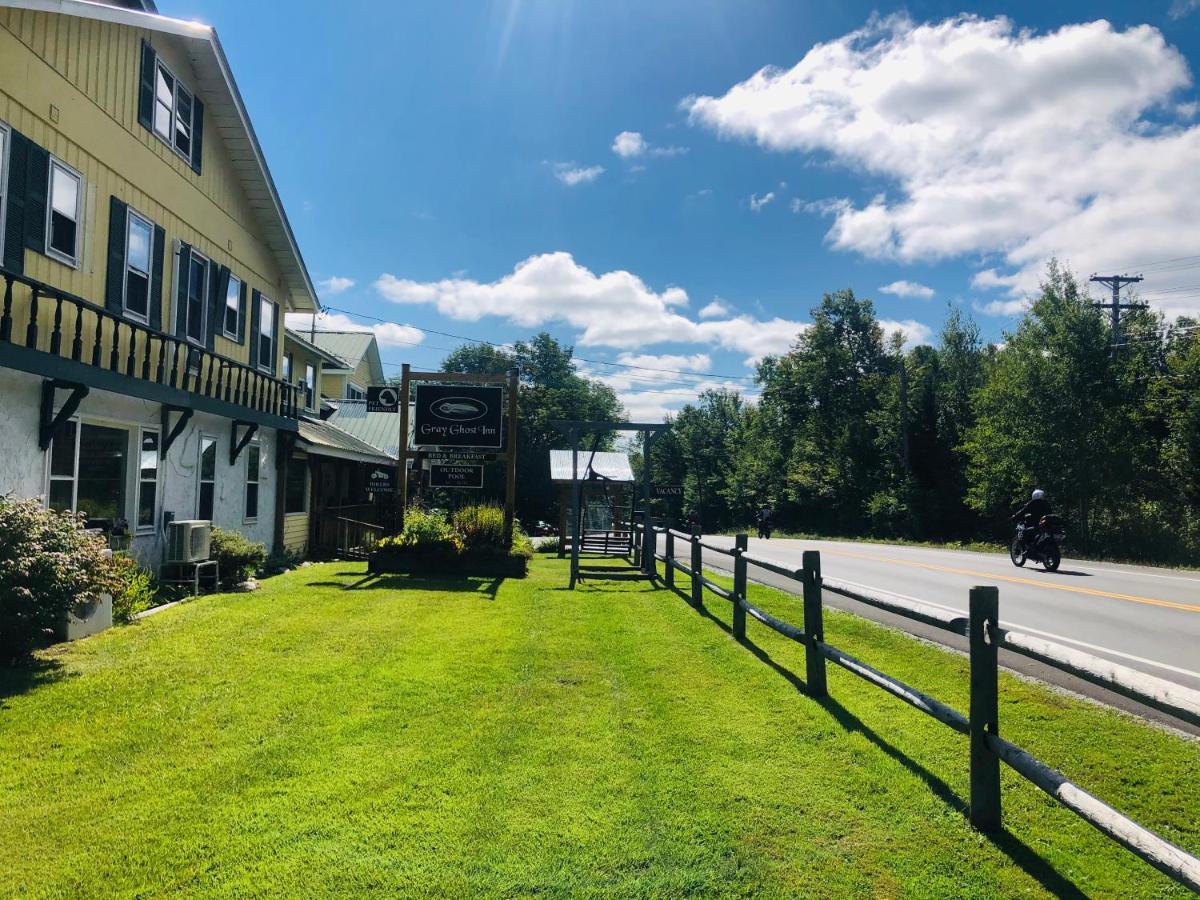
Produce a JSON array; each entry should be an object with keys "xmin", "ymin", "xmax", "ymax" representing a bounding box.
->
[
  {"xmin": 536, "ymin": 537, "xmax": 562, "ymax": 554},
  {"xmin": 509, "ymin": 524, "xmax": 535, "ymax": 560},
  {"xmin": 209, "ymin": 527, "xmax": 267, "ymax": 589},
  {"xmin": 110, "ymin": 554, "xmax": 161, "ymax": 624},
  {"xmin": 379, "ymin": 508, "xmax": 463, "ymax": 560},
  {"xmin": 260, "ymin": 548, "xmax": 304, "ymax": 578},
  {"xmin": 0, "ymin": 496, "xmax": 124, "ymax": 664},
  {"xmin": 452, "ymin": 504, "xmax": 507, "ymax": 551}
]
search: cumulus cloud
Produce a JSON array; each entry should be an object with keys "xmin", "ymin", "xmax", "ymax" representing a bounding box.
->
[
  {"xmin": 284, "ymin": 311, "xmax": 424, "ymax": 350},
  {"xmin": 374, "ymin": 252, "xmax": 804, "ymax": 363},
  {"xmin": 1169, "ymin": 0, "xmax": 1199, "ymax": 19},
  {"xmin": 612, "ymin": 130, "xmax": 688, "ymax": 160},
  {"xmin": 317, "ymin": 276, "xmax": 355, "ymax": 296},
  {"xmin": 879, "ymin": 318, "xmax": 934, "ymax": 350},
  {"xmin": 749, "ymin": 191, "xmax": 776, "ymax": 212},
  {"xmin": 579, "ymin": 353, "xmax": 758, "ymax": 423},
  {"xmin": 699, "ymin": 299, "xmax": 731, "ymax": 319},
  {"xmin": 551, "ymin": 162, "xmax": 605, "ymax": 186},
  {"xmin": 685, "ymin": 15, "xmax": 1200, "ymax": 316},
  {"xmin": 879, "ymin": 280, "xmax": 935, "ymax": 299}
]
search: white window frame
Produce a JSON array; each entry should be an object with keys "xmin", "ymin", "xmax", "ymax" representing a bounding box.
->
[
  {"xmin": 304, "ymin": 363, "xmax": 316, "ymax": 410},
  {"xmin": 197, "ymin": 433, "xmax": 217, "ymax": 521},
  {"xmin": 345, "ymin": 382, "xmax": 365, "ymax": 402},
  {"xmin": 222, "ymin": 273, "xmax": 242, "ymax": 339},
  {"xmin": 46, "ymin": 156, "xmax": 83, "ymax": 268},
  {"xmin": 179, "ymin": 245, "xmax": 209, "ymax": 346},
  {"xmin": 257, "ymin": 295, "xmax": 275, "ymax": 373},
  {"xmin": 46, "ymin": 418, "xmax": 81, "ymax": 512},
  {"xmin": 44, "ymin": 419, "xmax": 132, "ymax": 527},
  {"xmin": 0, "ymin": 121, "xmax": 9, "ymax": 265},
  {"xmin": 122, "ymin": 208, "xmax": 155, "ymax": 325},
  {"xmin": 244, "ymin": 442, "xmax": 260, "ymax": 523},
  {"xmin": 135, "ymin": 426, "xmax": 160, "ymax": 534},
  {"xmin": 152, "ymin": 58, "xmax": 197, "ymax": 166}
]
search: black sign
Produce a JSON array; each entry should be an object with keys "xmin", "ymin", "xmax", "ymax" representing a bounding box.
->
[
  {"xmin": 430, "ymin": 463, "xmax": 484, "ymax": 489},
  {"xmin": 653, "ymin": 485, "xmax": 684, "ymax": 498},
  {"xmin": 367, "ymin": 385, "xmax": 401, "ymax": 413},
  {"xmin": 413, "ymin": 384, "xmax": 503, "ymax": 449},
  {"xmin": 367, "ymin": 464, "xmax": 395, "ymax": 493}
]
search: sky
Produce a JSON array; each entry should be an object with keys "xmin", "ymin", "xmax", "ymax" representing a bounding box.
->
[{"xmin": 167, "ymin": 0, "xmax": 1200, "ymax": 420}]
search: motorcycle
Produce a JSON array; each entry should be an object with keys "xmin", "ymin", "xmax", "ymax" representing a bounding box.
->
[{"xmin": 1010, "ymin": 514, "xmax": 1066, "ymax": 571}]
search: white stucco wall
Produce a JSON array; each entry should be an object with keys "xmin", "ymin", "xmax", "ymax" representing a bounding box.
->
[{"xmin": 0, "ymin": 369, "xmax": 282, "ymax": 567}]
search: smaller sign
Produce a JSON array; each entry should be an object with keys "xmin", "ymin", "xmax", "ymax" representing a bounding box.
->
[
  {"xmin": 426, "ymin": 450, "xmax": 496, "ymax": 463},
  {"xmin": 430, "ymin": 463, "xmax": 484, "ymax": 489},
  {"xmin": 367, "ymin": 465, "xmax": 395, "ymax": 493},
  {"xmin": 652, "ymin": 485, "xmax": 684, "ymax": 498},
  {"xmin": 367, "ymin": 385, "xmax": 401, "ymax": 414}
]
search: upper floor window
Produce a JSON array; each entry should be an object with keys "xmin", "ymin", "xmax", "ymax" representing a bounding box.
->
[
  {"xmin": 140, "ymin": 41, "xmax": 204, "ymax": 175},
  {"xmin": 124, "ymin": 210, "xmax": 154, "ymax": 322},
  {"xmin": 47, "ymin": 159, "xmax": 81, "ymax": 266},
  {"xmin": 258, "ymin": 296, "xmax": 276, "ymax": 372},
  {"xmin": 345, "ymin": 383, "xmax": 366, "ymax": 402},
  {"xmin": 223, "ymin": 274, "xmax": 243, "ymax": 339},
  {"xmin": 0, "ymin": 124, "xmax": 9, "ymax": 264},
  {"xmin": 182, "ymin": 249, "xmax": 208, "ymax": 345},
  {"xmin": 304, "ymin": 363, "xmax": 316, "ymax": 410}
]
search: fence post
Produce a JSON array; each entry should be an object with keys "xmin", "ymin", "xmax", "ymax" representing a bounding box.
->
[
  {"xmin": 665, "ymin": 528, "xmax": 675, "ymax": 590},
  {"xmin": 632, "ymin": 515, "xmax": 641, "ymax": 568},
  {"xmin": 732, "ymin": 533, "xmax": 747, "ymax": 641},
  {"xmin": 802, "ymin": 550, "xmax": 827, "ymax": 697},
  {"xmin": 969, "ymin": 585, "xmax": 1002, "ymax": 832},
  {"xmin": 690, "ymin": 529, "xmax": 702, "ymax": 608}
]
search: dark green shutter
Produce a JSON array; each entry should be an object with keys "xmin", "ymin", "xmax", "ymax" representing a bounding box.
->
[
  {"xmin": 236, "ymin": 279, "xmax": 247, "ymax": 344},
  {"xmin": 205, "ymin": 258, "xmax": 219, "ymax": 350},
  {"xmin": 248, "ymin": 288, "xmax": 261, "ymax": 368},
  {"xmin": 175, "ymin": 242, "xmax": 191, "ymax": 337},
  {"xmin": 149, "ymin": 224, "xmax": 165, "ymax": 331},
  {"xmin": 138, "ymin": 40, "xmax": 156, "ymax": 132},
  {"xmin": 104, "ymin": 196, "xmax": 128, "ymax": 315},
  {"xmin": 215, "ymin": 265, "xmax": 231, "ymax": 337},
  {"xmin": 268, "ymin": 300, "xmax": 280, "ymax": 374},
  {"xmin": 3, "ymin": 130, "xmax": 29, "ymax": 274},
  {"xmin": 24, "ymin": 143, "xmax": 49, "ymax": 256},
  {"xmin": 190, "ymin": 96, "xmax": 204, "ymax": 175}
]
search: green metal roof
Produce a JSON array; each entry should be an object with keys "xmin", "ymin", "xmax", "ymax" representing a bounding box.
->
[
  {"xmin": 297, "ymin": 417, "xmax": 396, "ymax": 465},
  {"xmin": 324, "ymin": 400, "xmax": 412, "ymax": 460},
  {"xmin": 303, "ymin": 332, "xmax": 376, "ymax": 369}
]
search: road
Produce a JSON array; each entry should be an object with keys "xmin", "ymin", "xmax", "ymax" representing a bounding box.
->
[{"xmin": 697, "ymin": 536, "xmax": 1200, "ymax": 730}]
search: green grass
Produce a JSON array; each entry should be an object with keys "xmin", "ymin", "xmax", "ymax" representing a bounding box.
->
[{"xmin": 1, "ymin": 558, "xmax": 1197, "ymax": 897}]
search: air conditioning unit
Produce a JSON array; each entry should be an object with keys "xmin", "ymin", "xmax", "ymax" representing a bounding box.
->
[{"xmin": 166, "ymin": 520, "xmax": 212, "ymax": 563}]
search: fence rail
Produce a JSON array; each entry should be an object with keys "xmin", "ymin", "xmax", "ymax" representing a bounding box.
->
[{"xmin": 641, "ymin": 523, "xmax": 1200, "ymax": 892}]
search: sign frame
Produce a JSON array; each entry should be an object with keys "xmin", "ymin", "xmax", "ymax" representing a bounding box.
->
[
  {"xmin": 366, "ymin": 385, "xmax": 401, "ymax": 414},
  {"xmin": 412, "ymin": 383, "xmax": 504, "ymax": 450}
]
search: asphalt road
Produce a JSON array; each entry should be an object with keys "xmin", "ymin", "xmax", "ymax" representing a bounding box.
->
[{"xmin": 697, "ymin": 536, "xmax": 1200, "ymax": 732}]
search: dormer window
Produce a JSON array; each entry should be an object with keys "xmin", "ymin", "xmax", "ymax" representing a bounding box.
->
[{"xmin": 139, "ymin": 41, "xmax": 204, "ymax": 175}]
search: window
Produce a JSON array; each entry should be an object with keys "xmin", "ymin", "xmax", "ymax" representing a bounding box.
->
[
  {"xmin": 47, "ymin": 159, "xmax": 81, "ymax": 265},
  {"xmin": 182, "ymin": 249, "xmax": 207, "ymax": 344},
  {"xmin": 137, "ymin": 429, "xmax": 159, "ymax": 531},
  {"xmin": 282, "ymin": 352, "xmax": 292, "ymax": 383},
  {"xmin": 0, "ymin": 123, "xmax": 8, "ymax": 263},
  {"xmin": 257, "ymin": 295, "xmax": 275, "ymax": 371},
  {"xmin": 47, "ymin": 422, "xmax": 129, "ymax": 529},
  {"xmin": 223, "ymin": 274, "xmax": 242, "ymax": 338},
  {"xmin": 244, "ymin": 444, "xmax": 260, "ymax": 521},
  {"xmin": 284, "ymin": 458, "xmax": 307, "ymax": 514},
  {"xmin": 124, "ymin": 210, "xmax": 154, "ymax": 321},
  {"xmin": 304, "ymin": 363, "xmax": 316, "ymax": 410},
  {"xmin": 198, "ymin": 435, "xmax": 216, "ymax": 521},
  {"xmin": 153, "ymin": 60, "xmax": 198, "ymax": 163},
  {"xmin": 345, "ymin": 383, "xmax": 365, "ymax": 402}
]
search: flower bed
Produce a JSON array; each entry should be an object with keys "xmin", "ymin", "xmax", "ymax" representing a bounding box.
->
[{"xmin": 368, "ymin": 505, "xmax": 532, "ymax": 578}]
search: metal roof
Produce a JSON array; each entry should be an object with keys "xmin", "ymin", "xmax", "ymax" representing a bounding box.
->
[
  {"xmin": 324, "ymin": 399, "xmax": 412, "ymax": 460},
  {"xmin": 0, "ymin": 0, "xmax": 318, "ymax": 310},
  {"xmin": 283, "ymin": 329, "xmax": 351, "ymax": 369},
  {"xmin": 303, "ymin": 332, "xmax": 376, "ymax": 369},
  {"xmin": 297, "ymin": 417, "xmax": 395, "ymax": 465},
  {"xmin": 549, "ymin": 450, "xmax": 635, "ymax": 483}
]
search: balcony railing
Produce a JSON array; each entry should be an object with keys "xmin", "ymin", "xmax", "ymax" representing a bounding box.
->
[{"xmin": 0, "ymin": 267, "xmax": 298, "ymax": 423}]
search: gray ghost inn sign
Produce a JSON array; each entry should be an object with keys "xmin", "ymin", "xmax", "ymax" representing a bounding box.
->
[{"xmin": 412, "ymin": 384, "xmax": 504, "ymax": 450}]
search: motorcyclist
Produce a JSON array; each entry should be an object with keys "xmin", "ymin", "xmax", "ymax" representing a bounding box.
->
[
  {"xmin": 756, "ymin": 506, "xmax": 773, "ymax": 540},
  {"xmin": 1011, "ymin": 489, "xmax": 1050, "ymax": 550}
]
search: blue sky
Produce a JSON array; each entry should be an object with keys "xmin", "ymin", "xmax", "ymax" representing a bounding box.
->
[{"xmin": 169, "ymin": 0, "xmax": 1200, "ymax": 419}]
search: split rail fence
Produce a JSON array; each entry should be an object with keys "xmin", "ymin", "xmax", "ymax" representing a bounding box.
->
[{"xmin": 632, "ymin": 523, "xmax": 1200, "ymax": 892}]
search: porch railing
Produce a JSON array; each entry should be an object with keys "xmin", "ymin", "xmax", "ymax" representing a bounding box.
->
[{"xmin": 0, "ymin": 268, "xmax": 298, "ymax": 420}]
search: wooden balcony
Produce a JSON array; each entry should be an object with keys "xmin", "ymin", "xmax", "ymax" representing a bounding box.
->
[{"xmin": 0, "ymin": 267, "xmax": 299, "ymax": 430}]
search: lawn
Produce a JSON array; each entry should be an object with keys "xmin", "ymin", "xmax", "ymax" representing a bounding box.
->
[{"xmin": 1, "ymin": 556, "xmax": 1197, "ymax": 897}]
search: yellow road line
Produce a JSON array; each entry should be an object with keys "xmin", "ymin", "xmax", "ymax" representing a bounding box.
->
[{"xmin": 821, "ymin": 547, "xmax": 1200, "ymax": 614}]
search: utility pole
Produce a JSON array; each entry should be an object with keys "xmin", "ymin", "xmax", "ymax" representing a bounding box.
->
[{"xmin": 1090, "ymin": 274, "xmax": 1145, "ymax": 347}]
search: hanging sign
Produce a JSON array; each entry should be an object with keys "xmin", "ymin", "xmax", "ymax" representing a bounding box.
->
[
  {"xmin": 430, "ymin": 463, "xmax": 484, "ymax": 489},
  {"xmin": 413, "ymin": 384, "xmax": 503, "ymax": 449},
  {"xmin": 652, "ymin": 485, "xmax": 684, "ymax": 498},
  {"xmin": 367, "ymin": 464, "xmax": 395, "ymax": 492},
  {"xmin": 366, "ymin": 385, "xmax": 401, "ymax": 413}
]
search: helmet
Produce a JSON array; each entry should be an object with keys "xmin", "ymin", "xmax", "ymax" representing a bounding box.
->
[{"xmin": 1032, "ymin": 489, "xmax": 1045, "ymax": 500}]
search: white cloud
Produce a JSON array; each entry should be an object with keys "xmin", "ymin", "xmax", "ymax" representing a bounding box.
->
[
  {"xmin": 880, "ymin": 318, "xmax": 934, "ymax": 350},
  {"xmin": 318, "ymin": 276, "xmax": 355, "ymax": 296},
  {"xmin": 686, "ymin": 15, "xmax": 1200, "ymax": 317},
  {"xmin": 551, "ymin": 162, "xmax": 605, "ymax": 186},
  {"xmin": 699, "ymin": 299, "xmax": 731, "ymax": 319},
  {"xmin": 879, "ymin": 280, "xmax": 934, "ymax": 299},
  {"xmin": 612, "ymin": 130, "xmax": 688, "ymax": 160},
  {"xmin": 749, "ymin": 191, "xmax": 776, "ymax": 212},
  {"xmin": 1169, "ymin": 0, "xmax": 1199, "ymax": 19},
  {"xmin": 374, "ymin": 252, "xmax": 805, "ymax": 363},
  {"xmin": 579, "ymin": 355, "xmax": 757, "ymax": 423},
  {"xmin": 284, "ymin": 311, "xmax": 424, "ymax": 350}
]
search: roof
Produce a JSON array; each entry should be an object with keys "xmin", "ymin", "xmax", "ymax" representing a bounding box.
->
[
  {"xmin": 297, "ymin": 417, "xmax": 395, "ymax": 466},
  {"xmin": 284, "ymin": 328, "xmax": 351, "ymax": 370},
  {"xmin": 304, "ymin": 332, "xmax": 378, "ymax": 371},
  {"xmin": 324, "ymin": 399, "xmax": 412, "ymax": 460},
  {"xmin": 549, "ymin": 450, "xmax": 635, "ymax": 484},
  {"xmin": 1, "ymin": 0, "xmax": 318, "ymax": 311}
]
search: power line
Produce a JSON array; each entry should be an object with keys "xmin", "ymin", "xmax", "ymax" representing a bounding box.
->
[{"xmin": 1090, "ymin": 274, "xmax": 1145, "ymax": 346}]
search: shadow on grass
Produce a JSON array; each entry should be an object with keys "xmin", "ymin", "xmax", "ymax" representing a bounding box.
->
[
  {"xmin": 664, "ymin": 577, "xmax": 1087, "ymax": 898},
  {"xmin": 0, "ymin": 657, "xmax": 68, "ymax": 708},
  {"xmin": 306, "ymin": 573, "xmax": 505, "ymax": 599}
]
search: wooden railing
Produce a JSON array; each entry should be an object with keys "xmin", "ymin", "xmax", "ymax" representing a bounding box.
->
[
  {"xmin": 637, "ymin": 523, "xmax": 1200, "ymax": 892},
  {"xmin": 0, "ymin": 268, "xmax": 298, "ymax": 420},
  {"xmin": 314, "ymin": 504, "xmax": 384, "ymax": 559}
]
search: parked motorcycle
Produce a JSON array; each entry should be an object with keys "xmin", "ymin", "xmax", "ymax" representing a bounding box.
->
[{"xmin": 1010, "ymin": 514, "xmax": 1066, "ymax": 571}]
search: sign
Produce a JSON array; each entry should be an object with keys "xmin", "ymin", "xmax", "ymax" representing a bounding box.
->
[
  {"xmin": 652, "ymin": 485, "xmax": 684, "ymax": 498},
  {"xmin": 413, "ymin": 384, "xmax": 503, "ymax": 449},
  {"xmin": 367, "ymin": 464, "xmax": 395, "ymax": 493},
  {"xmin": 426, "ymin": 450, "xmax": 496, "ymax": 463},
  {"xmin": 366, "ymin": 385, "xmax": 400, "ymax": 413},
  {"xmin": 430, "ymin": 463, "xmax": 484, "ymax": 489}
]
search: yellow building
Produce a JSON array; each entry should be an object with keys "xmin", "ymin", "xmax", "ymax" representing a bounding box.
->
[{"xmin": 0, "ymin": 0, "xmax": 320, "ymax": 561}]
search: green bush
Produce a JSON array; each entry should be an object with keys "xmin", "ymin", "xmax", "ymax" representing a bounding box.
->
[
  {"xmin": 536, "ymin": 537, "xmax": 562, "ymax": 554},
  {"xmin": 379, "ymin": 508, "xmax": 464, "ymax": 560},
  {"xmin": 260, "ymin": 548, "xmax": 304, "ymax": 578},
  {"xmin": 0, "ymin": 496, "xmax": 124, "ymax": 664},
  {"xmin": 452, "ymin": 504, "xmax": 507, "ymax": 551},
  {"xmin": 110, "ymin": 554, "xmax": 161, "ymax": 624},
  {"xmin": 209, "ymin": 527, "xmax": 267, "ymax": 589}
]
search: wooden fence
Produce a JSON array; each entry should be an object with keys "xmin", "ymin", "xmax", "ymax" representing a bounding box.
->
[{"xmin": 638, "ymin": 524, "xmax": 1200, "ymax": 892}]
